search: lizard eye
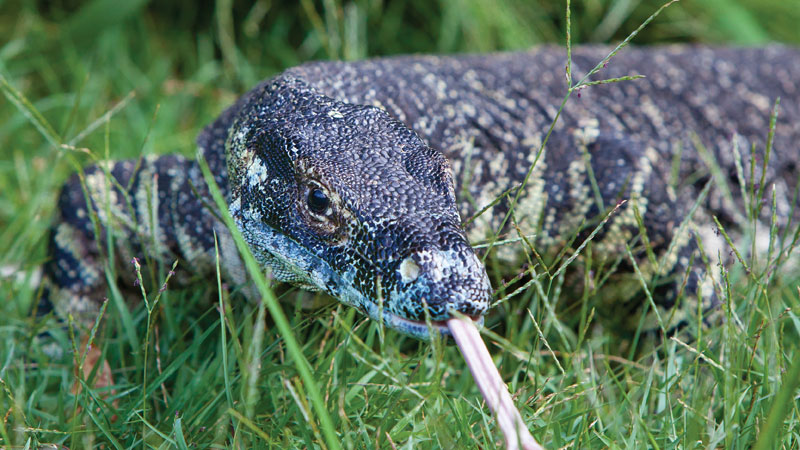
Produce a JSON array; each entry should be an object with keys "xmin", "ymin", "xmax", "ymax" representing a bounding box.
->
[{"xmin": 307, "ymin": 188, "xmax": 330, "ymax": 214}]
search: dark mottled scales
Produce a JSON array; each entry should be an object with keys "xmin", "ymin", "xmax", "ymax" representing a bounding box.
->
[{"xmin": 46, "ymin": 46, "xmax": 800, "ymax": 337}]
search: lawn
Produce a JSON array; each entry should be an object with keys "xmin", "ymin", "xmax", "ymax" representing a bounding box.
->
[{"xmin": 1, "ymin": 0, "xmax": 799, "ymax": 448}]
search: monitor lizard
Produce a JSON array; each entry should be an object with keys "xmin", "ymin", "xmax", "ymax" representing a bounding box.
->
[{"xmin": 45, "ymin": 45, "xmax": 800, "ymax": 340}]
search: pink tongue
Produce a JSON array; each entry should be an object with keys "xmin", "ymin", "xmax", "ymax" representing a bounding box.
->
[{"xmin": 447, "ymin": 317, "xmax": 543, "ymax": 450}]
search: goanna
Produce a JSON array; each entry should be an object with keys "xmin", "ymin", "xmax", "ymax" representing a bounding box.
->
[{"xmin": 45, "ymin": 46, "xmax": 800, "ymax": 339}]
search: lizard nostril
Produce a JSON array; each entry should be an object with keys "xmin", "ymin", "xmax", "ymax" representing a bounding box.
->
[{"xmin": 398, "ymin": 257, "xmax": 420, "ymax": 283}]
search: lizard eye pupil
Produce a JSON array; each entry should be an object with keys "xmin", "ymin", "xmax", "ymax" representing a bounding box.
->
[{"xmin": 307, "ymin": 188, "xmax": 330, "ymax": 213}]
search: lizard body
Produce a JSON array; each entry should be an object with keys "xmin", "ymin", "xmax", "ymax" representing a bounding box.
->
[{"xmin": 46, "ymin": 46, "xmax": 800, "ymax": 338}]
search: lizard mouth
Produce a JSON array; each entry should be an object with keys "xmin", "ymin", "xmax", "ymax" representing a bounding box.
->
[{"xmin": 381, "ymin": 309, "xmax": 484, "ymax": 340}]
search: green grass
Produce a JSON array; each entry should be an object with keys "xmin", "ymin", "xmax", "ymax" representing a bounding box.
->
[{"xmin": 2, "ymin": 0, "xmax": 800, "ymax": 448}]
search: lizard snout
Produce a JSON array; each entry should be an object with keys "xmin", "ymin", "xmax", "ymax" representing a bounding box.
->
[{"xmin": 393, "ymin": 245, "xmax": 492, "ymax": 322}]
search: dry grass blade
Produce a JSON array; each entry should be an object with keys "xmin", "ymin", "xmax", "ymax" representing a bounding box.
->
[{"xmin": 447, "ymin": 317, "xmax": 543, "ymax": 450}]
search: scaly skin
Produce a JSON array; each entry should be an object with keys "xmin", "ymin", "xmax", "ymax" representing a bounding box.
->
[{"xmin": 45, "ymin": 46, "xmax": 800, "ymax": 339}]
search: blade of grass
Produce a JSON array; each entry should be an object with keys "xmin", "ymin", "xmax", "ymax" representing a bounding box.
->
[
  {"xmin": 197, "ymin": 153, "xmax": 341, "ymax": 450},
  {"xmin": 214, "ymin": 232, "xmax": 236, "ymax": 411},
  {"xmin": 752, "ymin": 349, "xmax": 800, "ymax": 450},
  {"xmin": 0, "ymin": 73, "xmax": 62, "ymax": 147}
]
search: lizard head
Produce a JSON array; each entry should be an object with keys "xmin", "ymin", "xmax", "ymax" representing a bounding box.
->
[{"xmin": 223, "ymin": 76, "xmax": 491, "ymax": 340}]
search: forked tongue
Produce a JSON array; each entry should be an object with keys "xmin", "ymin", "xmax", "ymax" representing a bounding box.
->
[{"xmin": 447, "ymin": 316, "xmax": 543, "ymax": 450}]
